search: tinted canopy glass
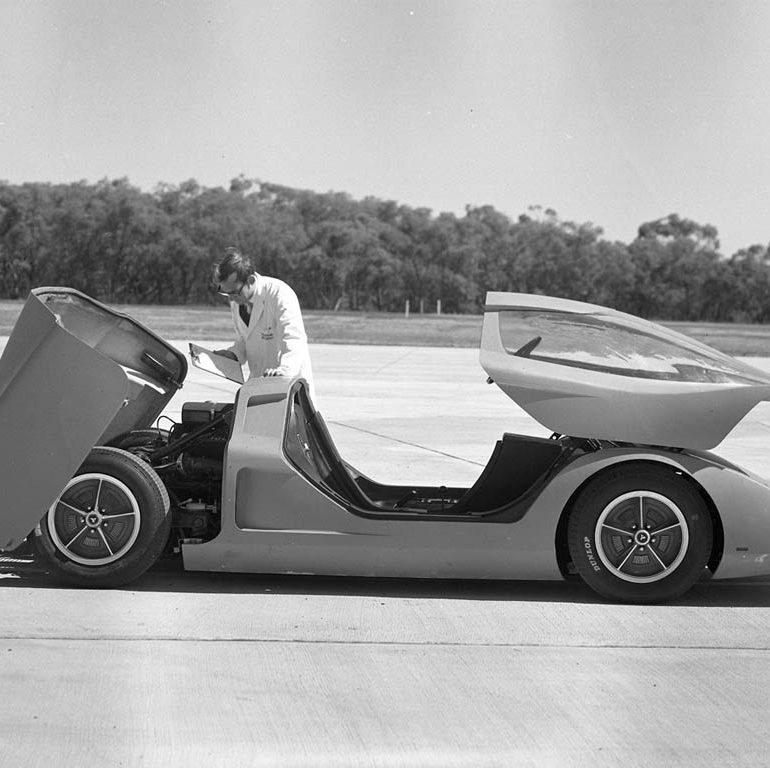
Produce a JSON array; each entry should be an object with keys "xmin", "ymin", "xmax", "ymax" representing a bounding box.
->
[{"xmin": 498, "ymin": 310, "xmax": 770, "ymax": 386}]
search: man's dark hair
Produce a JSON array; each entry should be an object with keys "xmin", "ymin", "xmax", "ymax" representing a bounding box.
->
[{"xmin": 213, "ymin": 246, "xmax": 254, "ymax": 284}]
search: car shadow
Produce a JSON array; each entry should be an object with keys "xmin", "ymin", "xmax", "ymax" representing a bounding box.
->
[{"xmin": 3, "ymin": 553, "xmax": 770, "ymax": 607}]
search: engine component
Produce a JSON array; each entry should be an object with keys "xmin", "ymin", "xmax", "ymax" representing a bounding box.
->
[
  {"xmin": 182, "ymin": 401, "xmax": 231, "ymax": 424},
  {"xmin": 153, "ymin": 401, "xmax": 233, "ymax": 463},
  {"xmin": 176, "ymin": 454, "xmax": 223, "ymax": 479},
  {"xmin": 173, "ymin": 498, "xmax": 220, "ymax": 545}
]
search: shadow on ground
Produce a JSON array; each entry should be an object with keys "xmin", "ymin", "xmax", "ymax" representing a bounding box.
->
[{"xmin": 3, "ymin": 551, "xmax": 770, "ymax": 608}]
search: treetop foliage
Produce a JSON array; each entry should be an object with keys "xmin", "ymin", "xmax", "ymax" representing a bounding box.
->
[{"xmin": 1, "ymin": 176, "xmax": 768, "ymax": 321}]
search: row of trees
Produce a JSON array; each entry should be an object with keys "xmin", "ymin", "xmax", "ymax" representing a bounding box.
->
[{"xmin": 1, "ymin": 176, "xmax": 769, "ymax": 321}]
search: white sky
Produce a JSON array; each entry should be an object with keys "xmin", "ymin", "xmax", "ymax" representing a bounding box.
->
[{"xmin": 1, "ymin": 0, "xmax": 769, "ymax": 256}]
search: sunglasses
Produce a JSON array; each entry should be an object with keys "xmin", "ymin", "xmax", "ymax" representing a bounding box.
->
[{"xmin": 216, "ymin": 281, "xmax": 244, "ymax": 298}]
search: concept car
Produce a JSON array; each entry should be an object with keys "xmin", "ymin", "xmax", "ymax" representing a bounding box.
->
[{"xmin": 3, "ymin": 287, "xmax": 770, "ymax": 603}]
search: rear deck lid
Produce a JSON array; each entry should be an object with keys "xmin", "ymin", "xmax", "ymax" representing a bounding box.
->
[
  {"xmin": 0, "ymin": 288, "xmax": 186, "ymax": 549},
  {"xmin": 480, "ymin": 291, "xmax": 770, "ymax": 450}
]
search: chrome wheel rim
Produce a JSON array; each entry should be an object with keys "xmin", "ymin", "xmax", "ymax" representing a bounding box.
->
[
  {"xmin": 47, "ymin": 473, "xmax": 141, "ymax": 566},
  {"xmin": 595, "ymin": 491, "xmax": 689, "ymax": 583}
]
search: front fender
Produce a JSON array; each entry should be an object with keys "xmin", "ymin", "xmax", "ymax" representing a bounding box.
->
[{"xmin": 548, "ymin": 446, "xmax": 770, "ymax": 581}]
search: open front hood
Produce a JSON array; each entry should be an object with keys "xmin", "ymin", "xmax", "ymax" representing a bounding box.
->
[
  {"xmin": 0, "ymin": 288, "xmax": 186, "ymax": 549},
  {"xmin": 480, "ymin": 291, "xmax": 770, "ymax": 450}
]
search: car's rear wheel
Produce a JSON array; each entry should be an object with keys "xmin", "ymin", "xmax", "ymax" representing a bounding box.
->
[
  {"xmin": 567, "ymin": 465, "xmax": 712, "ymax": 603},
  {"xmin": 35, "ymin": 447, "xmax": 170, "ymax": 587}
]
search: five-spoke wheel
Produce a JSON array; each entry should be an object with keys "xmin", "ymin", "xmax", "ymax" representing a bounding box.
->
[
  {"xmin": 35, "ymin": 447, "xmax": 170, "ymax": 587},
  {"xmin": 46, "ymin": 473, "xmax": 142, "ymax": 566},
  {"xmin": 567, "ymin": 465, "xmax": 713, "ymax": 603},
  {"xmin": 595, "ymin": 490, "xmax": 689, "ymax": 582}
]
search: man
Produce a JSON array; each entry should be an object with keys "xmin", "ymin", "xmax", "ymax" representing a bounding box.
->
[{"xmin": 212, "ymin": 247, "xmax": 314, "ymax": 396}]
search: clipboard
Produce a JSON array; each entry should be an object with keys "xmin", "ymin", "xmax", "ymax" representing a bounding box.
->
[{"xmin": 189, "ymin": 343, "xmax": 244, "ymax": 384}]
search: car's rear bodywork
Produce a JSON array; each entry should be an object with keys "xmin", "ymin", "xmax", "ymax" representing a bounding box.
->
[
  {"xmin": 0, "ymin": 288, "xmax": 185, "ymax": 550},
  {"xmin": 3, "ymin": 287, "xmax": 770, "ymax": 601}
]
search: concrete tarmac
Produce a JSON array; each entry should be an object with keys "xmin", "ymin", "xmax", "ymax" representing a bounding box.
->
[{"xmin": 2, "ymin": 340, "xmax": 770, "ymax": 766}]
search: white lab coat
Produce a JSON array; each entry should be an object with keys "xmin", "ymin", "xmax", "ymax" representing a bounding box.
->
[{"xmin": 227, "ymin": 273, "xmax": 314, "ymax": 397}]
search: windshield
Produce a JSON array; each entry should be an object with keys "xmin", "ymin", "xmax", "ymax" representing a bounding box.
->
[{"xmin": 499, "ymin": 310, "xmax": 770, "ymax": 386}]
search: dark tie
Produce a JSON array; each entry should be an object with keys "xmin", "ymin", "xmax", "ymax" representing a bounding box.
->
[{"xmin": 238, "ymin": 304, "xmax": 251, "ymax": 326}]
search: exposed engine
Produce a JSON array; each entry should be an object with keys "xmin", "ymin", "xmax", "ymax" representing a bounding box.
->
[{"xmin": 110, "ymin": 401, "xmax": 233, "ymax": 547}]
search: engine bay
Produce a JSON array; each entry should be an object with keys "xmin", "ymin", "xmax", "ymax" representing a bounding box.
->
[{"xmin": 109, "ymin": 401, "xmax": 233, "ymax": 547}]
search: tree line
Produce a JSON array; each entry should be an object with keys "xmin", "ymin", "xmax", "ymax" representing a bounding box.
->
[{"xmin": 1, "ymin": 176, "xmax": 769, "ymax": 322}]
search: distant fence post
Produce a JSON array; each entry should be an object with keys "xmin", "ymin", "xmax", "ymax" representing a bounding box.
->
[
  {"xmin": 405, "ymin": 300, "xmax": 410, "ymax": 318},
  {"xmin": 437, "ymin": 299, "xmax": 441, "ymax": 315},
  {"xmin": 420, "ymin": 299, "xmax": 424, "ymax": 314}
]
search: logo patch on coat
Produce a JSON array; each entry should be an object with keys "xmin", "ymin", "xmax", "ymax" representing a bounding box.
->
[{"xmin": 261, "ymin": 326, "xmax": 274, "ymax": 340}]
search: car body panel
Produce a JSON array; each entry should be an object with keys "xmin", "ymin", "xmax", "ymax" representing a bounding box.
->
[
  {"xmin": 480, "ymin": 292, "xmax": 770, "ymax": 450},
  {"xmin": 183, "ymin": 377, "xmax": 566, "ymax": 579},
  {"xmin": 0, "ymin": 288, "xmax": 186, "ymax": 549},
  {"xmin": 181, "ymin": 376, "xmax": 770, "ymax": 582}
]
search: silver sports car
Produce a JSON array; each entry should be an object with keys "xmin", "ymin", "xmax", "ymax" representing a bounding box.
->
[{"xmin": 3, "ymin": 287, "xmax": 770, "ymax": 604}]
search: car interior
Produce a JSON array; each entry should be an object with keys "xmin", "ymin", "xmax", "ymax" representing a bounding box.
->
[{"xmin": 283, "ymin": 384, "xmax": 569, "ymax": 522}]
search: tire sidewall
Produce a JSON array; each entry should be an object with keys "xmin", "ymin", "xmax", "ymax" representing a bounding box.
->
[
  {"xmin": 36, "ymin": 447, "xmax": 170, "ymax": 587},
  {"xmin": 568, "ymin": 465, "xmax": 712, "ymax": 603}
]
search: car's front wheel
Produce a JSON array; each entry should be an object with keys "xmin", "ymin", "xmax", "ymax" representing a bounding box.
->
[
  {"xmin": 35, "ymin": 447, "xmax": 170, "ymax": 587},
  {"xmin": 567, "ymin": 465, "xmax": 713, "ymax": 603}
]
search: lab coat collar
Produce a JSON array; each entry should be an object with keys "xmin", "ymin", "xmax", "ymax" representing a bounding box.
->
[
  {"xmin": 247, "ymin": 273, "xmax": 264, "ymax": 322},
  {"xmin": 234, "ymin": 273, "xmax": 264, "ymax": 335}
]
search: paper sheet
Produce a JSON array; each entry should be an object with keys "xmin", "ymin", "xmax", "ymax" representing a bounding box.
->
[{"xmin": 189, "ymin": 343, "xmax": 244, "ymax": 384}]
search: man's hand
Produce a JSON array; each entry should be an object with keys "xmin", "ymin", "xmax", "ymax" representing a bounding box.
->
[{"xmin": 213, "ymin": 349, "xmax": 238, "ymax": 361}]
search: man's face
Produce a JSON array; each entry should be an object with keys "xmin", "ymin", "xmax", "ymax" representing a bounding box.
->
[{"xmin": 217, "ymin": 273, "xmax": 255, "ymax": 305}]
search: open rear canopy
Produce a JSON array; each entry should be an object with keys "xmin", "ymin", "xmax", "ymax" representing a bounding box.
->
[
  {"xmin": 0, "ymin": 288, "xmax": 186, "ymax": 549},
  {"xmin": 480, "ymin": 292, "xmax": 770, "ymax": 450}
]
